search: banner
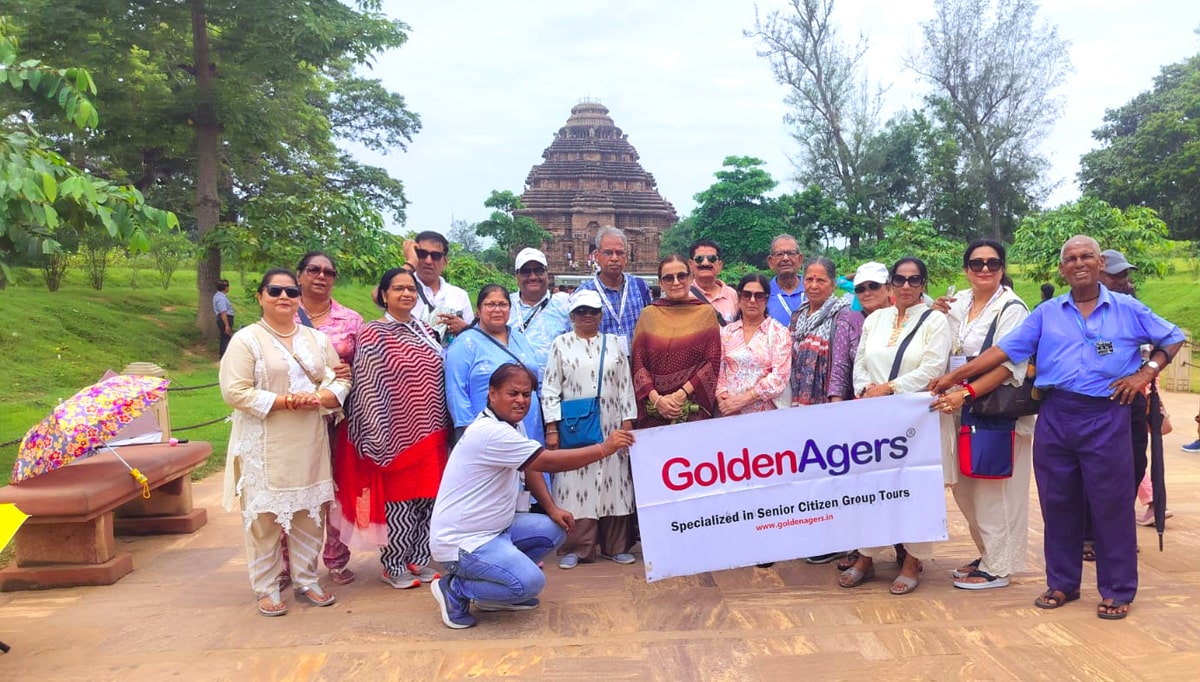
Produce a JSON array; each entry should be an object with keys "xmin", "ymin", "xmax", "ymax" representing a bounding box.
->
[{"xmin": 630, "ymin": 394, "xmax": 946, "ymax": 582}]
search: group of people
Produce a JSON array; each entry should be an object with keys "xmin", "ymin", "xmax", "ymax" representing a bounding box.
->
[{"xmin": 217, "ymin": 225, "xmax": 1184, "ymax": 627}]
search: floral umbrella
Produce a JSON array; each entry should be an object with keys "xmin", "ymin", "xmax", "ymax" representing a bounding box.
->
[{"xmin": 11, "ymin": 374, "xmax": 170, "ymax": 484}]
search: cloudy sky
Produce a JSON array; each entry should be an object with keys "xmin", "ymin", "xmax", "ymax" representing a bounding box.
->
[{"xmin": 359, "ymin": 0, "xmax": 1199, "ymax": 233}]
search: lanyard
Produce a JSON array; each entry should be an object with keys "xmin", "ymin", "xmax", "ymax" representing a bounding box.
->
[
  {"xmin": 595, "ymin": 274, "xmax": 629, "ymax": 325},
  {"xmin": 776, "ymin": 293, "xmax": 793, "ymax": 317},
  {"xmin": 955, "ymin": 287, "xmax": 1006, "ymax": 352},
  {"xmin": 516, "ymin": 295, "xmax": 550, "ymax": 333},
  {"xmin": 1072, "ymin": 303, "xmax": 1108, "ymax": 341},
  {"xmin": 385, "ymin": 313, "xmax": 442, "ymax": 354}
]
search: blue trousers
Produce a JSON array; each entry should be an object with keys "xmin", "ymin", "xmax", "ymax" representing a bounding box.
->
[
  {"xmin": 442, "ymin": 512, "xmax": 565, "ymax": 604},
  {"xmin": 1034, "ymin": 390, "xmax": 1137, "ymax": 603}
]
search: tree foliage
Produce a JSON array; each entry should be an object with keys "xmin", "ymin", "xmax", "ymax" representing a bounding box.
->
[
  {"xmin": 1078, "ymin": 53, "xmax": 1200, "ymax": 241},
  {"xmin": 477, "ymin": 190, "xmax": 552, "ymax": 260},
  {"xmin": 867, "ymin": 217, "xmax": 962, "ymax": 288},
  {"xmin": 1011, "ymin": 197, "xmax": 1172, "ymax": 284},
  {"xmin": 689, "ymin": 156, "xmax": 789, "ymax": 266}
]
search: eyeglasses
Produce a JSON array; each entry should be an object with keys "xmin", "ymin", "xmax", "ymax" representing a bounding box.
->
[
  {"xmin": 415, "ymin": 248, "xmax": 445, "ymax": 262},
  {"xmin": 966, "ymin": 258, "xmax": 1005, "ymax": 272},
  {"xmin": 481, "ymin": 301, "xmax": 511, "ymax": 310},
  {"xmin": 660, "ymin": 272, "xmax": 692, "ymax": 284},
  {"xmin": 600, "ymin": 249, "xmax": 626, "ymax": 259},
  {"xmin": 771, "ymin": 249, "xmax": 800, "ymax": 258},
  {"xmin": 693, "ymin": 254, "xmax": 719, "ymax": 264},
  {"xmin": 738, "ymin": 290, "xmax": 768, "ymax": 302},
  {"xmin": 303, "ymin": 265, "xmax": 337, "ymax": 278},
  {"xmin": 388, "ymin": 284, "xmax": 417, "ymax": 293},
  {"xmin": 854, "ymin": 281, "xmax": 884, "ymax": 294},
  {"xmin": 572, "ymin": 307, "xmax": 602, "ymax": 316},
  {"xmin": 518, "ymin": 266, "xmax": 547, "ymax": 276},
  {"xmin": 890, "ymin": 274, "xmax": 927, "ymax": 288},
  {"xmin": 264, "ymin": 285, "xmax": 301, "ymax": 299}
]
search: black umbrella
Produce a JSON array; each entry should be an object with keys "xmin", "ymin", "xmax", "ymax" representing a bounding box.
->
[{"xmin": 1148, "ymin": 381, "xmax": 1167, "ymax": 551}]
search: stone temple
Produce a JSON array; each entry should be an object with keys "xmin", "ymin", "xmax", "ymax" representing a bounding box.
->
[{"xmin": 516, "ymin": 100, "xmax": 678, "ymax": 281}]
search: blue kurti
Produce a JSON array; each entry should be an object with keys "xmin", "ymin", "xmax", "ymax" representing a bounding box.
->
[{"xmin": 445, "ymin": 326, "xmax": 545, "ymax": 444}]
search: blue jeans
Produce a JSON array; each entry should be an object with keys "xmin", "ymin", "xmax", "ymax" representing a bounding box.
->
[{"xmin": 442, "ymin": 513, "xmax": 565, "ymax": 604}]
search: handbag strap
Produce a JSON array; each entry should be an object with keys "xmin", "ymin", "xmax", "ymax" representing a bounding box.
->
[
  {"xmin": 593, "ymin": 333, "xmax": 607, "ymax": 399},
  {"xmin": 689, "ymin": 284, "xmax": 729, "ymax": 326},
  {"xmin": 297, "ymin": 307, "xmax": 315, "ymax": 328},
  {"xmin": 471, "ymin": 326, "xmax": 529, "ymax": 370},
  {"xmin": 979, "ymin": 299, "xmax": 1027, "ymax": 351},
  {"xmin": 888, "ymin": 309, "xmax": 934, "ymax": 382}
]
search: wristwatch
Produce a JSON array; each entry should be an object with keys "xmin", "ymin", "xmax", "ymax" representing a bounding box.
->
[
  {"xmin": 1143, "ymin": 359, "xmax": 1161, "ymax": 373},
  {"xmin": 960, "ymin": 389, "xmax": 973, "ymax": 404}
]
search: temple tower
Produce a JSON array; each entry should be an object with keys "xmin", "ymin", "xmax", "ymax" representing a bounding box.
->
[{"xmin": 517, "ymin": 100, "xmax": 678, "ymax": 279}]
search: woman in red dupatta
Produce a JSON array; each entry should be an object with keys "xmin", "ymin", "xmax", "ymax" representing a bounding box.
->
[
  {"xmin": 631, "ymin": 255, "xmax": 722, "ymax": 428},
  {"xmin": 333, "ymin": 268, "xmax": 450, "ymax": 589}
]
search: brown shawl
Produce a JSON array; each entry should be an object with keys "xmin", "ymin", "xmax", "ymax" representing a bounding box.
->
[{"xmin": 631, "ymin": 299, "xmax": 722, "ymax": 428}]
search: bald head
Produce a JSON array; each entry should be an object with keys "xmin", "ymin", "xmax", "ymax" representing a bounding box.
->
[{"xmin": 1060, "ymin": 235, "xmax": 1101, "ymax": 263}]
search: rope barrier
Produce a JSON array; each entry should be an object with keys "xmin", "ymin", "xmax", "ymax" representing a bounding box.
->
[
  {"xmin": 165, "ymin": 381, "xmax": 220, "ymax": 392},
  {"xmin": 0, "ymin": 437, "xmax": 19, "ymax": 448},
  {"xmin": 170, "ymin": 416, "xmax": 229, "ymax": 432}
]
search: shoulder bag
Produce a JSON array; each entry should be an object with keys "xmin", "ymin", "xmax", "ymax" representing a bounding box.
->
[
  {"xmin": 969, "ymin": 299, "xmax": 1041, "ymax": 419},
  {"xmin": 887, "ymin": 309, "xmax": 934, "ymax": 383},
  {"xmin": 958, "ymin": 410, "xmax": 1017, "ymax": 479},
  {"xmin": 558, "ymin": 334, "xmax": 607, "ymax": 448}
]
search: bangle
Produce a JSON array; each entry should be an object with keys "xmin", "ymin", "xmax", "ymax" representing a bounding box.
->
[
  {"xmin": 284, "ymin": 394, "xmax": 293, "ymax": 410},
  {"xmin": 961, "ymin": 389, "xmax": 973, "ymax": 404},
  {"xmin": 887, "ymin": 381, "xmax": 897, "ymax": 395},
  {"xmin": 963, "ymin": 384, "xmax": 977, "ymax": 400}
]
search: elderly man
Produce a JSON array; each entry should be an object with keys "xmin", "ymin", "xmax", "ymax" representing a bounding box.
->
[
  {"xmin": 765, "ymin": 234, "xmax": 807, "ymax": 326},
  {"xmin": 401, "ymin": 230, "xmax": 474, "ymax": 346},
  {"xmin": 509, "ymin": 247, "xmax": 571, "ymax": 371},
  {"xmin": 213, "ymin": 278, "xmax": 235, "ymax": 357},
  {"xmin": 932, "ymin": 235, "xmax": 1184, "ymax": 621},
  {"xmin": 575, "ymin": 226, "xmax": 652, "ymax": 356},
  {"xmin": 688, "ymin": 239, "xmax": 737, "ymax": 324}
]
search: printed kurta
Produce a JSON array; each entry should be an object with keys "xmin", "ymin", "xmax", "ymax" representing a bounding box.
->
[
  {"xmin": 717, "ymin": 317, "xmax": 791, "ymax": 414},
  {"xmin": 542, "ymin": 332, "xmax": 639, "ymax": 518}
]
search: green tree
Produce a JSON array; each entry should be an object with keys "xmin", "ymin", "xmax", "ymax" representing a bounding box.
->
[
  {"xmin": 1078, "ymin": 54, "xmax": 1200, "ymax": 241},
  {"xmin": 448, "ymin": 218, "xmax": 483, "ymax": 255},
  {"xmin": 867, "ymin": 217, "xmax": 962, "ymax": 288},
  {"xmin": 1010, "ymin": 198, "xmax": 1172, "ymax": 283},
  {"xmin": 690, "ymin": 156, "xmax": 788, "ymax": 266},
  {"xmin": 659, "ymin": 215, "xmax": 697, "ymax": 259},
  {"xmin": 477, "ymin": 191, "xmax": 552, "ymax": 260}
]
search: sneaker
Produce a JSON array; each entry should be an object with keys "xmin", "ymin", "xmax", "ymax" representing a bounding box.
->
[
  {"xmin": 407, "ymin": 563, "xmax": 441, "ymax": 583},
  {"xmin": 558, "ymin": 553, "xmax": 580, "ymax": 570},
  {"xmin": 1182, "ymin": 439, "xmax": 1200, "ymax": 453},
  {"xmin": 431, "ymin": 577, "xmax": 476, "ymax": 629},
  {"xmin": 475, "ymin": 598, "xmax": 540, "ymax": 612},
  {"xmin": 805, "ymin": 552, "xmax": 847, "ymax": 565},
  {"xmin": 380, "ymin": 569, "xmax": 421, "ymax": 590},
  {"xmin": 601, "ymin": 552, "xmax": 637, "ymax": 565}
]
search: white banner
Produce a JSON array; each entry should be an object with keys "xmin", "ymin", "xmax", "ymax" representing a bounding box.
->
[{"xmin": 631, "ymin": 394, "xmax": 947, "ymax": 582}]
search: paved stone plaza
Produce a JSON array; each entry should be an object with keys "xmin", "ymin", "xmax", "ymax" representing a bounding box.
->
[{"xmin": 2, "ymin": 391, "xmax": 1199, "ymax": 681}]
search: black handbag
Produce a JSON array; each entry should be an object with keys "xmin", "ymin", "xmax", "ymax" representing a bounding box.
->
[{"xmin": 969, "ymin": 299, "xmax": 1041, "ymax": 419}]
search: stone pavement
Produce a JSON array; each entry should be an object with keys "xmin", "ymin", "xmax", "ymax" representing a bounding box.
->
[{"xmin": 2, "ymin": 391, "xmax": 1199, "ymax": 681}]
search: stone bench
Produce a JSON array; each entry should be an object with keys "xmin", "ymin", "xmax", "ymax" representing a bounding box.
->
[{"xmin": 0, "ymin": 441, "xmax": 211, "ymax": 591}]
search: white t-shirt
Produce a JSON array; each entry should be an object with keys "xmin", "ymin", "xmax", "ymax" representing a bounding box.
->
[
  {"xmin": 414, "ymin": 276, "xmax": 475, "ymax": 341},
  {"xmin": 429, "ymin": 410, "xmax": 544, "ymax": 562}
]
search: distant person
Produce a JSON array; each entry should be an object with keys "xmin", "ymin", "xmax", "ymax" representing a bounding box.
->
[
  {"xmin": 1039, "ymin": 283, "xmax": 1055, "ymax": 306},
  {"xmin": 213, "ymin": 279, "xmax": 235, "ymax": 357},
  {"xmin": 400, "ymin": 231, "xmax": 474, "ymax": 346},
  {"xmin": 575, "ymin": 227, "xmax": 653, "ymax": 356},
  {"xmin": 688, "ymin": 239, "xmax": 738, "ymax": 324},
  {"xmin": 765, "ymin": 234, "xmax": 807, "ymax": 326}
]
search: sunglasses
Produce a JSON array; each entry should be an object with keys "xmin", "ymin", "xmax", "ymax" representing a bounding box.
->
[
  {"xmin": 303, "ymin": 265, "xmax": 337, "ymax": 278},
  {"xmin": 890, "ymin": 274, "xmax": 927, "ymax": 288},
  {"xmin": 264, "ymin": 285, "xmax": 301, "ymax": 299},
  {"xmin": 415, "ymin": 248, "xmax": 445, "ymax": 262},
  {"xmin": 572, "ymin": 306, "xmax": 602, "ymax": 316},
  {"xmin": 738, "ymin": 290, "xmax": 768, "ymax": 302},
  {"xmin": 660, "ymin": 272, "xmax": 692, "ymax": 284},
  {"xmin": 967, "ymin": 258, "xmax": 1004, "ymax": 272},
  {"xmin": 518, "ymin": 266, "xmax": 547, "ymax": 276},
  {"xmin": 854, "ymin": 281, "xmax": 884, "ymax": 294},
  {"xmin": 693, "ymin": 254, "xmax": 719, "ymax": 264}
]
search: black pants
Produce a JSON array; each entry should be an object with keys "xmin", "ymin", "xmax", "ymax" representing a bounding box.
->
[{"xmin": 217, "ymin": 315, "xmax": 234, "ymax": 357}]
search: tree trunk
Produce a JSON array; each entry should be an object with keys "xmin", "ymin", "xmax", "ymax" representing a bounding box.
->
[{"xmin": 192, "ymin": 0, "xmax": 221, "ymax": 338}]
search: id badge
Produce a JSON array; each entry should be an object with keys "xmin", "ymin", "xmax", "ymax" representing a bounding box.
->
[
  {"xmin": 1095, "ymin": 340, "xmax": 1114, "ymax": 356},
  {"xmin": 619, "ymin": 335, "xmax": 631, "ymax": 358},
  {"xmin": 949, "ymin": 355, "xmax": 967, "ymax": 372}
]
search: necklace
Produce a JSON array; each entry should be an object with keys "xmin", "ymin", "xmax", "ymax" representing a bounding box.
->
[
  {"xmin": 887, "ymin": 309, "xmax": 907, "ymax": 347},
  {"xmin": 258, "ymin": 319, "xmax": 298, "ymax": 338},
  {"xmin": 1074, "ymin": 294, "xmax": 1099, "ymax": 303},
  {"xmin": 303, "ymin": 300, "xmax": 332, "ymax": 319}
]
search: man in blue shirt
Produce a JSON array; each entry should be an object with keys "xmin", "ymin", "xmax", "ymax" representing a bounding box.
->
[
  {"xmin": 212, "ymin": 279, "xmax": 234, "ymax": 357},
  {"xmin": 932, "ymin": 235, "xmax": 1184, "ymax": 621},
  {"xmin": 765, "ymin": 234, "xmax": 806, "ymax": 326},
  {"xmin": 574, "ymin": 226, "xmax": 652, "ymax": 357},
  {"xmin": 508, "ymin": 247, "xmax": 571, "ymax": 372}
]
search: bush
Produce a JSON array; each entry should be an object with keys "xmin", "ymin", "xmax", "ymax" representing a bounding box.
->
[{"xmin": 149, "ymin": 232, "xmax": 195, "ymax": 290}]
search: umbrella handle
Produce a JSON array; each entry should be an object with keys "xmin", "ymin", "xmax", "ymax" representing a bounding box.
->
[{"xmin": 130, "ymin": 468, "xmax": 151, "ymax": 499}]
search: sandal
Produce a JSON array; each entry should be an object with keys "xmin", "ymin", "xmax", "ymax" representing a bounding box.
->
[
  {"xmin": 295, "ymin": 585, "xmax": 337, "ymax": 607},
  {"xmin": 894, "ymin": 544, "xmax": 908, "ymax": 567},
  {"xmin": 953, "ymin": 570, "xmax": 1009, "ymax": 590},
  {"xmin": 838, "ymin": 564, "xmax": 876, "ymax": 588},
  {"xmin": 1097, "ymin": 599, "xmax": 1131, "ymax": 620},
  {"xmin": 836, "ymin": 550, "xmax": 861, "ymax": 572},
  {"xmin": 1082, "ymin": 542, "xmax": 1096, "ymax": 562},
  {"xmin": 329, "ymin": 567, "xmax": 355, "ymax": 585},
  {"xmin": 890, "ymin": 574, "xmax": 919, "ymax": 595},
  {"xmin": 951, "ymin": 558, "xmax": 982, "ymax": 579},
  {"xmin": 1034, "ymin": 589, "xmax": 1080, "ymax": 610},
  {"xmin": 257, "ymin": 589, "xmax": 288, "ymax": 617}
]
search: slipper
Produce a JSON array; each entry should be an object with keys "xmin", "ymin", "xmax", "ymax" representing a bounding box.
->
[
  {"xmin": 329, "ymin": 567, "xmax": 355, "ymax": 585},
  {"xmin": 890, "ymin": 574, "xmax": 919, "ymax": 595},
  {"xmin": 838, "ymin": 565, "xmax": 875, "ymax": 588},
  {"xmin": 1034, "ymin": 589, "xmax": 1080, "ymax": 610},
  {"xmin": 951, "ymin": 558, "xmax": 982, "ymax": 579},
  {"xmin": 257, "ymin": 590, "xmax": 288, "ymax": 617},
  {"xmin": 953, "ymin": 570, "xmax": 1009, "ymax": 590},
  {"xmin": 295, "ymin": 585, "xmax": 336, "ymax": 607},
  {"xmin": 1097, "ymin": 599, "xmax": 1131, "ymax": 620},
  {"xmin": 836, "ymin": 551, "xmax": 861, "ymax": 572},
  {"xmin": 1082, "ymin": 542, "xmax": 1096, "ymax": 562}
]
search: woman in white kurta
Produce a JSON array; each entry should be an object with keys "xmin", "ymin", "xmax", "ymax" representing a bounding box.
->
[
  {"xmin": 541, "ymin": 289, "xmax": 638, "ymax": 568},
  {"xmin": 930, "ymin": 240, "xmax": 1032, "ymax": 590},
  {"xmin": 839, "ymin": 257, "xmax": 951, "ymax": 596},
  {"xmin": 220, "ymin": 268, "xmax": 350, "ymax": 616}
]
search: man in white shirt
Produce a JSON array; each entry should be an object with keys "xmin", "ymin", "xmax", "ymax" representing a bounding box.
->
[{"xmin": 401, "ymin": 230, "xmax": 474, "ymax": 346}]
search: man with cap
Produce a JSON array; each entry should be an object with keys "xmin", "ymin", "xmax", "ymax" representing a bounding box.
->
[
  {"xmin": 509, "ymin": 247, "xmax": 572, "ymax": 371},
  {"xmin": 1099, "ymin": 249, "xmax": 1137, "ymax": 296},
  {"xmin": 765, "ymin": 234, "xmax": 807, "ymax": 326}
]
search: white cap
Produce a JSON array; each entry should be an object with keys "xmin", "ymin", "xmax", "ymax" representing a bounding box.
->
[
  {"xmin": 515, "ymin": 248, "xmax": 548, "ymax": 271},
  {"xmin": 853, "ymin": 261, "xmax": 889, "ymax": 286},
  {"xmin": 568, "ymin": 289, "xmax": 603, "ymax": 313}
]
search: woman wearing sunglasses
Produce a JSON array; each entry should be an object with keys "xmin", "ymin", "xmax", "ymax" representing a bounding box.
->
[
  {"xmin": 631, "ymin": 255, "xmax": 722, "ymax": 428},
  {"xmin": 839, "ymin": 257, "xmax": 951, "ymax": 596},
  {"xmin": 789, "ymin": 257, "xmax": 861, "ymax": 406},
  {"xmin": 930, "ymin": 239, "xmax": 1032, "ymax": 591},
  {"xmin": 716, "ymin": 273, "xmax": 792, "ymax": 416},
  {"xmin": 541, "ymin": 289, "xmax": 639, "ymax": 568},
  {"xmin": 219, "ymin": 268, "xmax": 351, "ymax": 616}
]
